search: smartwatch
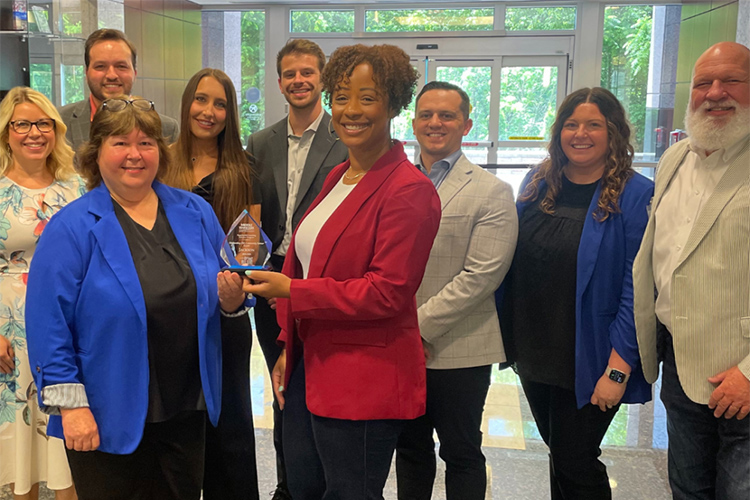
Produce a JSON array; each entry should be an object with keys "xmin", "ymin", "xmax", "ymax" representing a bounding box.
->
[{"xmin": 606, "ymin": 366, "xmax": 630, "ymax": 384}]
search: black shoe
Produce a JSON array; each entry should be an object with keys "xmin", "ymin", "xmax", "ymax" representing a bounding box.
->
[{"xmin": 271, "ymin": 487, "xmax": 293, "ymax": 500}]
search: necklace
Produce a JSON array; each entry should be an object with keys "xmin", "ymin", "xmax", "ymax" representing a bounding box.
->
[{"xmin": 344, "ymin": 169, "xmax": 365, "ymax": 181}]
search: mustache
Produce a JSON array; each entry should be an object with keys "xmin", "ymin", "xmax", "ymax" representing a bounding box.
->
[{"xmin": 696, "ymin": 97, "xmax": 740, "ymax": 112}]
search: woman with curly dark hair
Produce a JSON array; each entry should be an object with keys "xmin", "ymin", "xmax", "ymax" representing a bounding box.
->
[
  {"xmin": 503, "ymin": 87, "xmax": 654, "ymax": 499},
  {"xmin": 243, "ymin": 44, "xmax": 441, "ymax": 499}
]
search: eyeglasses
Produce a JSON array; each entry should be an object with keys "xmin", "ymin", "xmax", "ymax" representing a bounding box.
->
[
  {"xmin": 100, "ymin": 99, "xmax": 155, "ymax": 112},
  {"xmin": 9, "ymin": 119, "xmax": 56, "ymax": 134}
]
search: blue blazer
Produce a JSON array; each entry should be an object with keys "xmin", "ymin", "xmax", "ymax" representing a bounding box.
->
[
  {"xmin": 516, "ymin": 169, "xmax": 654, "ymax": 408},
  {"xmin": 27, "ymin": 181, "xmax": 227, "ymax": 454}
]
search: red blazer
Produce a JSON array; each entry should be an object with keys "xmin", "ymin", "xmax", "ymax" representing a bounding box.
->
[{"xmin": 276, "ymin": 142, "xmax": 441, "ymax": 420}]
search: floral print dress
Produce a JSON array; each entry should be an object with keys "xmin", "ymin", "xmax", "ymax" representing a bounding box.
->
[{"xmin": 0, "ymin": 175, "xmax": 86, "ymax": 495}]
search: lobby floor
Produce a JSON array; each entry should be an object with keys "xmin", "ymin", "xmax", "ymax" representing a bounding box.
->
[{"xmin": 2, "ymin": 327, "xmax": 671, "ymax": 500}]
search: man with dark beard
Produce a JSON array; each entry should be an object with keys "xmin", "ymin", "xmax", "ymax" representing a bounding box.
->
[
  {"xmin": 58, "ymin": 29, "xmax": 179, "ymax": 152},
  {"xmin": 633, "ymin": 41, "xmax": 750, "ymax": 500}
]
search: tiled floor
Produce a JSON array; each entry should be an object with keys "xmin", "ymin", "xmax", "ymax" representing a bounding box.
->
[{"xmin": 2, "ymin": 328, "xmax": 671, "ymax": 499}]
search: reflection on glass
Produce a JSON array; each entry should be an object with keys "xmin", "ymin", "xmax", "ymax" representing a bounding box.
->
[
  {"xmin": 60, "ymin": 64, "xmax": 85, "ymax": 106},
  {"xmin": 240, "ymin": 11, "xmax": 266, "ymax": 142},
  {"xmin": 365, "ymin": 8, "xmax": 494, "ymax": 32},
  {"xmin": 499, "ymin": 66, "xmax": 558, "ymax": 141}
]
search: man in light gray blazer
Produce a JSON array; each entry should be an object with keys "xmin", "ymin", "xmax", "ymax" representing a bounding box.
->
[
  {"xmin": 633, "ymin": 42, "xmax": 750, "ymax": 500},
  {"xmin": 396, "ymin": 82, "xmax": 517, "ymax": 500},
  {"xmin": 58, "ymin": 29, "xmax": 179, "ymax": 153}
]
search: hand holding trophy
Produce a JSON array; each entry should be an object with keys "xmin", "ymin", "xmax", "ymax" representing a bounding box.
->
[{"xmin": 220, "ymin": 210, "xmax": 272, "ymax": 272}]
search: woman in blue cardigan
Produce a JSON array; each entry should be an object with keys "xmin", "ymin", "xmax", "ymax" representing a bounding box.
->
[
  {"xmin": 505, "ymin": 87, "xmax": 653, "ymax": 499},
  {"xmin": 25, "ymin": 99, "xmax": 250, "ymax": 500}
]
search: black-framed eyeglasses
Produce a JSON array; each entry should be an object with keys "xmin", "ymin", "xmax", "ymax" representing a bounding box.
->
[
  {"xmin": 100, "ymin": 99, "xmax": 155, "ymax": 112},
  {"xmin": 9, "ymin": 119, "xmax": 56, "ymax": 134}
]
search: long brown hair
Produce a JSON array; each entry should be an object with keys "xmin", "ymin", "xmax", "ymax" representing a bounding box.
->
[
  {"xmin": 519, "ymin": 87, "xmax": 634, "ymax": 221},
  {"xmin": 166, "ymin": 68, "xmax": 254, "ymax": 231}
]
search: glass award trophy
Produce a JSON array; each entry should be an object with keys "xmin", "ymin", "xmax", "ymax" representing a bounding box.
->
[{"xmin": 220, "ymin": 210, "xmax": 272, "ymax": 272}]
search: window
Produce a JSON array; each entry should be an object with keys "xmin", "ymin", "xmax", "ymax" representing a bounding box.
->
[
  {"xmin": 60, "ymin": 65, "xmax": 85, "ymax": 106},
  {"xmin": 505, "ymin": 6, "xmax": 576, "ymax": 31},
  {"xmin": 365, "ymin": 8, "xmax": 494, "ymax": 32},
  {"xmin": 499, "ymin": 66, "xmax": 558, "ymax": 142},
  {"xmin": 601, "ymin": 5, "xmax": 654, "ymax": 157},
  {"xmin": 240, "ymin": 11, "xmax": 265, "ymax": 141},
  {"xmin": 291, "ymin": 10, "xmax": 354, "ymax": 33}
]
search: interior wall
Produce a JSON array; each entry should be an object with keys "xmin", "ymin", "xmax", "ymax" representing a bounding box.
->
[
  {"xmin": 673, "ymin": 0, "xmax": 740, "ymax": 129},
  {"xmin": 122, "ymin": 0, "xmax": 202, "ymax": 121}
]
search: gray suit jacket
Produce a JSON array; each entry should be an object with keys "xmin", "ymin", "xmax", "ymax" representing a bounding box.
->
[
  {"xmin": 417, "ymin": 154, "xmax": 518, "ymax": 369},
  {"xmin": 58, "ymin": 99, "xmax": 180, "ymax": 153},
  {"xmin": 246, "ymin": 113, "xmax": 348, "ymax": 255},
  {"xmin": 633, "ymin": 137, "xmax": 750, "ymax": 404}
]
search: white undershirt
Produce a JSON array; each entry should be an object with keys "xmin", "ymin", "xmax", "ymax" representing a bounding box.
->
[
  {"xmin": 294, "ymin": 176, "xmax": 357, "ymax": 279},
  {"xmin": 652, "ymin": 137, "xmax": 746, "ymax": 332},
  {"xmin": 275, "ymin": 109, "xmax": 325, "ymax": 257}
]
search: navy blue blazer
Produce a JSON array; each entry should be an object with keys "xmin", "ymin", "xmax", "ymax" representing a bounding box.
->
[
  {"xmin": 516, "ymin": 169, "xmax": 654, "ymax": 408},
  {"xmin": 27, "ymin": 181, "xmax": 227, "ymax": 454}
]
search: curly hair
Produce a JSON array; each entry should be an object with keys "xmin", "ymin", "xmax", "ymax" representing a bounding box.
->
[
  {"xmin": 0, "ymin": 86, "xmax": 77, "ymax": 182},
  {"xmin": 519, "ymin": 87, "xmax": 634, "ymax": 221},
  {"xmin": 321, "ymin": 44, "xmax": 419, "ymax": 116},
  {"xmin": 78, "ymin": 99, "xmax": 170, "ymax": 191}
]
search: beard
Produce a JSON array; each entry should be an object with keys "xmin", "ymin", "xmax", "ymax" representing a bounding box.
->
[{"xmin": 685, "ymin": 98, "xmax": 750, "ymax": 152}]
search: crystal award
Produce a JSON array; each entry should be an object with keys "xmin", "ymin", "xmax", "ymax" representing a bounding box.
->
[{"xmin": 220, "ymin": 210, "xmax": 272, "ymax": 271}]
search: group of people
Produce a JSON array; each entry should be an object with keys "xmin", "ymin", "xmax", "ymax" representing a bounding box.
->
[{"xmin": 0, "ymin": 24, "xmax": 745, "ymax": 500}]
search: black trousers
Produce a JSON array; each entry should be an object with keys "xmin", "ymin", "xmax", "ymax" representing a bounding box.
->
[
  {"xmin": 396, "ymin": 365, "xmax": 492, "ymax": 500},
  {"xmin": 254, "ymin": 253, "xmax": 288, "ymax": 492},
  {"xmin": 203, "ymin": 314, "xmax": 260, "ymax": 500},
  {"xmin": 284, "ymin": 357, "xmax": 404, "ymax": 500},
  {"xmin": 66, "ymin": 410, "xmax": 206, "ymax": 500},
  {"xmin": 520, "ymin": 378, "xmax": 619, "ymax": 500}
]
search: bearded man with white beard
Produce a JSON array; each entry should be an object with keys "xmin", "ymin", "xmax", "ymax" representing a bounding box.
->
[{"xmin": 633, "ymin": 41, "xmax": 750, "ymax": 500}]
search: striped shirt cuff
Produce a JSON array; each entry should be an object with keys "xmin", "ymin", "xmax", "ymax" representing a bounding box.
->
[
  {"xmin": 738, "ymin": 356, "xmax": 750, "ymax": 383},
  {"xmin": 41, "ymin": 383, "xmax": 89, "ymax": 415}
]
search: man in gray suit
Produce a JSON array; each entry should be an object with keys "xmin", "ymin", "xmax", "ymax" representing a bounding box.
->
[
  {"xmin": 58, "ymin": 29, "xmax": 179, "ymax": 153},
  {"xmin": 633, "ymin": 42, "xmax": 750, "ymax": 499},
  {"xmin": 395, "ymin": 82, "xmax": 517, "ymax": 500},
  {"xmin": 246, "ymin": 39, "xmax": 347, "ymax": 500}
]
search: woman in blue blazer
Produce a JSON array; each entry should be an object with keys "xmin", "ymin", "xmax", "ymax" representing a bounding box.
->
[
  {"xmin": 25, "ymin": 99, "xmax": 249, "ymax": 500},
  {"xmin": 504, "ymin": 88, "xmax": 653, "ymax": 499}
]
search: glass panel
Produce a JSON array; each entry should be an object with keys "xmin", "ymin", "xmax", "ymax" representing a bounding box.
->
[
  {"xmin": 492, "ymin": 166, "xmax": 534, "ymax": 199},
  {"xmin": 505, "ymin": 6, "xmax": 577, "ymax": 31},
  {"xmin": 30, "ymin": 64, "xmax": 53, "ymax": 101},
  {"xmin": 60, "ymin": 64, "xmax": 85, "ymax": 106},
  {"xmin": 499, "ymin": 66, "xmax": 558, "ymax": 141},
  {"xmin": 365, "ymin": 8, "xmax": 494, "ymax": 33},
  {"xmin": 291, "ymin": 10, "xmax": 354, "ymax": 33},
  {"xmin": 601, "ymin": 5, "xmax": 655, "ymax": 158},
  {"xmin": 435, "ymin": 65, "xmax": 492, "ymax": 162},
  {"xmin": 240, "ymin": 11, "xmax": 265, "ymax": 142}
]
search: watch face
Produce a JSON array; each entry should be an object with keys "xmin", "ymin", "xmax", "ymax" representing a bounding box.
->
[{"xmin": 609, "ymin": 369, "xmax": 626, "ymax": 384}]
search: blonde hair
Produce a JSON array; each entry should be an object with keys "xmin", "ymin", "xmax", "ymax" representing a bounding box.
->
[{"xmin": 0, "ymin": 86, "xmax": 77, "ymax": 181}]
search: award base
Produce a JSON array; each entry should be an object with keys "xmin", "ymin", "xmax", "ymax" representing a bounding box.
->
[{"xmin": 225, "ymin": 265, "xmax": 268, "ymax": 275}]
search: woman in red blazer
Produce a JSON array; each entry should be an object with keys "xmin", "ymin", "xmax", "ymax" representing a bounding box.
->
[{"xmin": 245, "ymin": 44, "xmax": 441, "ymax": 500}]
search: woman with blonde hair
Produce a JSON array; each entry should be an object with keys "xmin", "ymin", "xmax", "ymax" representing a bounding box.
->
[
  {"xmin": 163, "ymin": 68, "xmax": 261, "ymax": 500},
  {"xmin": 0, "ymin": 86, "xmax": 84, "ymax": 500}
]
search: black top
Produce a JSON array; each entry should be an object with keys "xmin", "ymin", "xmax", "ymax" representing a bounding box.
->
[
  {"xmin": 113, "ymin": 199, "xmax": 202, "ymax": 422},
  {"xmin": 192, "ymin": 152, "xmax": 263, "ymax": 212},
  {"xmin": 510, "ymin": 174, "xmax": 599, "ymax": 391}
]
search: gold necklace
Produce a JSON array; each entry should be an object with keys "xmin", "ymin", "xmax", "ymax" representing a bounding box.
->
[{"xmin": 344, "ymin": 169, "xmax": 365, "ymax": 181}]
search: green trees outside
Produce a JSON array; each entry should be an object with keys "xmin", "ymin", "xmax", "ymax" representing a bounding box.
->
[
  {"xmin": 240, "ymin": 11, "xmax": 265, "ymax": 142},
  {"xmin": 601, "ymin": 5, "xmax": 654, "ymax": 152},
  {"xmin": 505, "ymin": 7, "xmax": 576, "ymax": 31},
  {"xmin": 30, "ymin": 64, "xmax": 53, "ymax": 101},
  {"xmin": 291, "ymin": 10, "xmax": 354, "ymax": 33},
  {"xmin": 61, "ymin": 65, "xmax": 85, "ymax": 105},
  {"xmin": 499, "ymin": 66, "xmax": 558, "ymax": 141}
]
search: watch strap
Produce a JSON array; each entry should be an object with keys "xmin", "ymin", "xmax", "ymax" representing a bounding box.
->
[{"xmin": 606, "ymin": 365, "xmax": 630, "ymax": 384}]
